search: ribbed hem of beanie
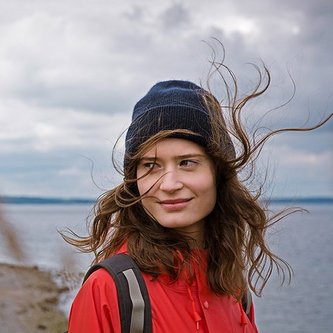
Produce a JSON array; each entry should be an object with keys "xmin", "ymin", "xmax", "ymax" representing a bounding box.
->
[{"xmin": 125, "ymin": 105, "xmax": 211, "ymax": 155}]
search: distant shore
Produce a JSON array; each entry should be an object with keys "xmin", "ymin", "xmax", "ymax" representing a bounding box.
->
[
  {"xmin": 0, "ymin": 263, "xmax": 72, "ymax": 333},
  {"xmin": 1, "ymin": 195, "xmax": 332, "ymax": 205},
  {"xmin": 0, "ymin": 196, "xmax": 95, "ymax": 205}
]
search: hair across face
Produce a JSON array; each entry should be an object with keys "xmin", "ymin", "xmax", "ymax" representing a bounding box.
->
[{"xmin": 136, "ymin": 137, "xmax": 216, "ymax": 245}]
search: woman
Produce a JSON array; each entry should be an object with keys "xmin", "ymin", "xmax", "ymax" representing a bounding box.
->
[{"xmin": 65, "ymin": 63, "xmax": 330, "ymax": 332}]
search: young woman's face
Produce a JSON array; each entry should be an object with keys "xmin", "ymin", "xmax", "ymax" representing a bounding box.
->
[{"xmin": 136, "ymin": 138, "xmax": 216, "ymax": 242}]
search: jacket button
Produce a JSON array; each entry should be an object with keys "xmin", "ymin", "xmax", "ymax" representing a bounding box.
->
[{"xmin": 203, "ymin": 301, "xmax": 209, "ymax": 309}]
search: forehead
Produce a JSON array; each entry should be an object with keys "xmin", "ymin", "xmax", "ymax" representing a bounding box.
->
[{"xmin": 140, "ymin": 138, "xmax": 207, "ymax": 157}]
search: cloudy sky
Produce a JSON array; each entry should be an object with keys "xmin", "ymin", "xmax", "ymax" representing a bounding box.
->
[{"xmin": 0, "ymin": 0, "xmax": 332, "ymax": 199}]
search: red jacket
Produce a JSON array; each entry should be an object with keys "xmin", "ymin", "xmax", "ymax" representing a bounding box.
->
[{"xmin": 68, "ymin": 246, "xmax": 259, "ymax": 333}]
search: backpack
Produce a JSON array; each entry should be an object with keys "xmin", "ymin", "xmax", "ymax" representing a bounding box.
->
[
  {"xmin": 84, "ymin": 253, "xmax": 152, "ymax": 333},
  {"xmin": 80, "ymin": 253, "xmax": 252, "ymax": 333}
]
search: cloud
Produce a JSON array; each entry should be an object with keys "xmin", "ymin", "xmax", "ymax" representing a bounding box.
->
[
  {"xmin": 0, "ymin": 99, "xmax": 130, "ymax": 153},
  {"xmin": 259, "ymin": 132, "xmax": 333, "ymax": 197},
  {"xmin": 0, "ymin": 0, "xmax": 332, "ymax": 198},
  {"xmin": 0, "ymin": 11, "xmax": 136, "ymax": 113}
]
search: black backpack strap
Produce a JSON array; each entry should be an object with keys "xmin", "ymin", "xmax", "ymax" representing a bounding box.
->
[
  {"xmin": 241, "ymin": 288, "xmax": 252, "ymax": 318},
  {"xmin": 83, "ymin": 253, "xmax": 152, "ymax": 333}
]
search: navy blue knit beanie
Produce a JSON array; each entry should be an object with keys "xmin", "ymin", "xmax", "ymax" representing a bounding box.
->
[{"xmin": 125, "ymin": 80, "xmax": 233, "ymax": 157}]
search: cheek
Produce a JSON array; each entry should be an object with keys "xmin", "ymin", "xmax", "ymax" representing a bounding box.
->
[
  {"xmin": 200, "ymin": 174, "xmax": 217, "ymax": 208},
  {"xmin": 206, "ymin": 184, "xmax": 217, "ymax": 207},
  {"xmin": 137, "ymin": 180, "xmax": 145, "ymax": 196},
  {"xmin": 140, "ymin": 197, "xmax": 152, "ymax": 214},
  {"xmin": 137, "ymin": 178, "xmax": 155, "ymax": 197},
  {"xmin": 136, "ymin": 180, "xmax": 151, "ymax": 212},
  {"xmin": 209, "ymin": 188, "xmax": 217, "ymax": 210}
]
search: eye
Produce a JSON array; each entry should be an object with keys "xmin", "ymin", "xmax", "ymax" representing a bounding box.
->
[
  {"xmin": 179, "ymin": 159, "xmax": 197, "ymax": 168},
  {"xmin": 142, "ymin": 162, "xmax": 158, "ymax": 170}
]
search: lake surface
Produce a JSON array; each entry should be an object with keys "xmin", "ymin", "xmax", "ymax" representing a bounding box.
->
[{"xmin": 0, "ymin": 203, "xmax": 332, "ymax": 332}]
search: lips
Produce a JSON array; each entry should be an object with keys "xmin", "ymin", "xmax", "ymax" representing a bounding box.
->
[
  {"xmin": 159, "ymin": 198, "xmax": 192, "ymax": 211},
  {"xmin": 160, "ymin": 198, "xmax": 191, "ymax": 204}
]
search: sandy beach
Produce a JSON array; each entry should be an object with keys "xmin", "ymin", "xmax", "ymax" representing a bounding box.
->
[{"xmin": 0, "ymin": 263, "xmax": 70, "ymax": 333}]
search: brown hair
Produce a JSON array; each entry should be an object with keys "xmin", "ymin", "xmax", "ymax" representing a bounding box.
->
[{"xmin": 63, "ymin": 52, "xmax": 332, "ymax": 300}]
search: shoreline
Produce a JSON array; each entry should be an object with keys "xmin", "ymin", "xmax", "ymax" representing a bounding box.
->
[{"xmin": 0, "ymin": 262, "xmax": 80, "ymax": 333}]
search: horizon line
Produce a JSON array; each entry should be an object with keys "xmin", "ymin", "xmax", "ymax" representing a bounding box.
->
[{"xmin": 1, "ymin": 195, "xmax": 333, "ymax": 205}]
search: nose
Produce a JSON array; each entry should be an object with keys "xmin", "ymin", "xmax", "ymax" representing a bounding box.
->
[{"xmin": 159, "ymin": 171, "xmax": 183, "ymax": 192}]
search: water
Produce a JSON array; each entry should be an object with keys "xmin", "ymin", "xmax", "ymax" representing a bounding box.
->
[
  {"xmin": 254, "ymin": 204, "xmax": 333, "ymax": 332},
  {"xmin": 0, "ymin": 204, "xmax": 94, "ymax": 271},
  {"xmin": 0, "ymin": 203, "xmax": 332, "ymax": 332}
]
